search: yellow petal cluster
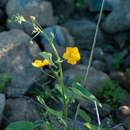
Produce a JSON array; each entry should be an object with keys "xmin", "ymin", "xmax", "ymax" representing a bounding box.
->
[
  {"xmin": 32, "ymin": 59, "xmax": 49, "ymax": 67},
  {"xmin": 63, "ymin": 47, "xmax": 80, "ymax": 65}
]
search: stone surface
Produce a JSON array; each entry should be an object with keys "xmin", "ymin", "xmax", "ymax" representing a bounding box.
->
[
  {"xmin": 48, "ymin": 0, "xmax": 74, "ymax": 21},
  {"xmin": 0, "ymin": 94, "xmax": 6, "ymax": 125},
  {"xmin": 110, "ymin": 71, "xmax": 130, "ymax": 91},
  {"xmin": 123, "ymin": 116, "xmax": 130, "ymax": 130},
  {"xmin": 63, "ymin": 65, "xmax": 110, "ymax": 94},
  {"xmin": 6, "ymin": 0, "xmax": 56, "ymax": 34},
  {"xmin": 0, "ymin": 0, "xmax": 8, "ymax": 8},
  {"xmin": 93, "ymin": 48, "xmax": 105, "ymax": 61},
  {"xmin": 102, "ymin": 0, "xmax": 130, "ymax": 33},
  {"xmin": 80, "ymin": 99, "xmax": 112, "ymax": 118},
  {"xmin": 111, "ymin": 125, "xmax": 125, "ymax": 130},
  {"xmin": 92, "ymin": 60, "xmax": 106, "ymax": 71},
  {"xmin": 123, "ymin": 55, "xmax": 130, "ymax": 68},
  {"xmin": 64, "ymin": 18, "xmax": 104, "ymax": 49},
  {"xmin": 40, "ymin": 25, "xmax": 74, "ymax": 47},
  {"xmin": 3, "ymin": 97, "xmax": 41, "ymax": 126},
  {"xmin": 0, "ymin": 29, "xmax": 42, "ymax": 97},
  {"xmin": 116, "ymin": 106, "xmax": 130, "ymax": 121}
]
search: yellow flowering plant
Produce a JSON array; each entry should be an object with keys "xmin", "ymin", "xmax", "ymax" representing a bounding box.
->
[{"xmin": 9, "ymin": 15, "xmax": 103, "ymax": 130}]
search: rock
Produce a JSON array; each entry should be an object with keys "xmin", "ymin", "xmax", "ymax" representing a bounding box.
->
[
  {"xmin": 6, "ymin": 0, "xmax": 56, "ymax": 34},
  {"xmin": 119, "ymin": 89, "xmax": 130, "ymax": 107},
  {"xmin": 48, "ymin": 0, "xmax": 74, "ymax": 21},
  {"xmin": 123, "ymin": 55, "xmax": 130, "ymax": 68},
  {"xmin": 80, "ymin": 99, "xmax": 112, "ymax": 118},
  {"xmin": 101, "ymin": 117, "xmax": 113, "ymax": 128},
  {"xmin": 84, "ymin": 0, "xmax": 113, "ymax": 12},
  {"xmin": 103, "ymin": 44, "xmax": 114, "ymax": 53},
  {"xmin": 64, "ymin": 65, "xmax": 110, "ymax": 94},
  {"xmin": 80, "ymin": 50, "xmax": 89, "ymax": 66},
  {"xmin": 40, "ymin": 25, "xmax": 74, "ymax": 47},
  {"xmin": 0, "ymin": 94, "xmax": 6, "ymax": 125},
  {"xmin": 102, "ymin": 0, "xmax": 130, "ymax": 33},
  {"xmin": 64, "ymin": 18, "xmax": 104, "ymax": 50},
  {"xmin": 40, "ymin": 25, "xmax": 74, "ymax": 70},
  {"xmin": 0, "ymin": 9, "xmax": 4, "ymax": 22},
  {"xmin": 114, "ymin": 32, "xmax": 128, "ymax": 48},
  {"xmin": 93, "ymin": 48, "xmax": 104, "ymax": 61},
  {"xmin": 123, "ymin": 116, "xmax": 130, "ymax": 130},
  {"xmin": 92, "ymin": 60, "xmax": 106, "ymax": 71},
  {"xmin": 116, "ymin": 106, "xmax": 130, "ymax": 121},
  {"xmin": 0, "ymin": 29, "xmax": 42, "ymax": 97},
  {"xmin": 0, "ymin": 0, "xmax": 8, "ymax": 8},
  {"xmin": 3, "ymin": 97, "xmax": 41, "ymax": 126},
  {"xmin": 111, "ymin": 125, "xmax": 125, "ymax": 130},
  {"xmin": 110, "ymin": 71, "xmax": 130, "ymax": 91}
]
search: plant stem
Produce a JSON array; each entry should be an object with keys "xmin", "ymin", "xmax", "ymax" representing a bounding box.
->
[
  {"xmin": 40, "ymin": 30, "xmax": 68, "ymax": 126},
  {"xmin": 74, "ymin": 0, "xmax": 105, "ymax": 123}
]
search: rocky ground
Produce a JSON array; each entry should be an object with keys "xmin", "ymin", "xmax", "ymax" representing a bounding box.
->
[{"xmin": 0, "ymin": 0, "xmax": 130, "ymax": 130}]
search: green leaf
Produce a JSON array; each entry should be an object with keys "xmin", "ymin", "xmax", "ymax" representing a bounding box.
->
[
  {"xmin": 39, "ymin": 52, "xmax": 55, "ymax": 66},
  {"xmin": 71, "ymin": 82, "xmax": 102, "ymax": 107},
  {"xmin": 36, "ymin": 96, "xmax": 63, "ymax": 119},
  {"xmin": 78, "ymin": 109, "xmax": 91, "ymax": 122},
  {"xmin": 84, "ymin": 123, "xmax": 106, "ymax": 130},
  {"xmin": 5, "ymin": 121, "xmax": 35, "ymax": 130},
  {"xmin": 33, "ymin": 120, "xmax": 44, "ymax": 128}
]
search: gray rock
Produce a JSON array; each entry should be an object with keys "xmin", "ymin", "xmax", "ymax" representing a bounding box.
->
[
  {"xmin": 116, "ymin": 106, "xmax": 130, "ymax": 121},
  {"xmin": 0, "ymin": 29, "xmax": 42, "ymax": 97},
  {"xmin": 123, "ymin": 55, "xmax": 130, "ymax": 68},
  {"xmin": 0, "ymin": 0, "xmax": 8, "ymax": 8},
  {"xmin": 111, "ymin": 125, "xmax": 125, "ymax": 130},
  {"xmin": 63, "ymin": 65, "xmax": 110, "ymax": 95},
  {"xmin": 3, "ymin": 97, "xmax": 41, "ymax": 126},
  {"xmin": 110, "ymin": 71, "xmax": 130, "ymax": 91},
  {"xmin": 0, "ymin": 94, "xmax": 6, "ymax": 125},
  {"xmin": 64, "ymin": 18, "xmax": 104, "ymax": 49},
  {"xmin": 48, "ymin": 0, "xmax": 74, "ymax": 21},
  {"xmin": 6, "ymin": 0, "xmax": 56, "ymax": 34},
  {"xmin": 40, "ymin": 25, "xmax": 74, "ymax": 47},
  {"xmin": 114, "ymin": 33, "xmax": 128, "ymax": 48},
  {"xmin": 93, "ymin": 48, "xmax": 104, "ymax": 60},
  {"xmin": 102, "ymin": 0, "xmax": 130, "ymax": 33},
  {"xmin": 80, "ymin": 99, "xmax": 112, "ymax": 118},
  {"xmin": 101, "ymin": 117, "xmax": 113, "ymax": 128},
  {"xmin": 123, "ymin": 116, "xmax": 130, "ymax": 130},
  {"xmin": 92, "ymin": 60, "xmax": 106, "ymax": 71}
]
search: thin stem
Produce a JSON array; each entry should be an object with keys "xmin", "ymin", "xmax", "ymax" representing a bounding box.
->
[
  {"xmin": 74, "ymin": 0, "xmax": 105, "ymax": 122},
  {"xmin": 94, "ymin": 101, "xmax": 101, "ymax": 130},
  {"xmin": 39, "ymin": 29, "xmax": 68, "ymax": 126},
  {"xmin": 83, "ymin": 0, "xmax": 105, "ymax": 87}
]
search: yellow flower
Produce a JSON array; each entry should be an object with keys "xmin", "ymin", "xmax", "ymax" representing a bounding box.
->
[
  {"xmin": 63, "ymin": 47, "xmax": 80, "ymax": 65},
  {"xmin": 32, "ymin": 59, "xmax": 49, "ymax": 67},
  {"xmin": 29, "ymin": 16, "xmax": 36, "ymax": 21}
]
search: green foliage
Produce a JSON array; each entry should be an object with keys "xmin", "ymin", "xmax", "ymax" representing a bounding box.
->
[
  {"xmin": 71, "ymin": 82, "xmax": 102, "ymax": 107},
  {"xmin": 0, "ymin": 73, "xmax": 11, "ymax": 93},
  {"xmin": 39, "ymin": 52, "xmax": 55, "ymax": 67},
  {"xmin": 97, "ymin": 81, "xmax": 125, "ymax": 110},
  {"xmin": 84, "ymin": 122, "xmax": 106, "ymax": 130},
  {"xmin": 75, "ymin": 0, "xmax": 87, "ymax": 14},
  {"xmin": 126, "ymin": 68, "xmax": 130, "ymax": 75},
  {"xmin": 112, "ymin": 52, "xmax": 125, "ymax": 70},
  {"xmin": 78, "ymin": 109, "xmax": 91, "ymax": 122},
  {"xmin": 5, "ymin": 121, "xmax": 35, "ymax": 130}
]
